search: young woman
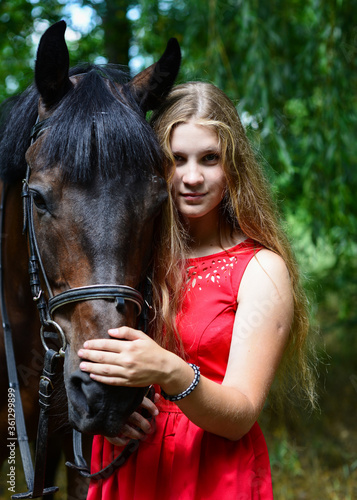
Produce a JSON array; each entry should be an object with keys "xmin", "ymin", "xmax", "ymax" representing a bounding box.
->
[{"xmin": 81, "ymin": 82, "xmax": 316, "ymax": 499}]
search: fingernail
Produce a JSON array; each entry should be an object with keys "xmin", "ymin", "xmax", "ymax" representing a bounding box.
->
[
  {"xmin": 153, "ymin": 408, "xmax": 159, "ymax": 416},
  {"xmin": 79, "ymin": 362, "xmax": 86, "ymax": 370},
  {"xmin": 83, "ymin": 341, "xmax": 88, "ymax": 348},
  {"xmin": 78, "ymin": 349, "xmax": 83, "ymax": 357}
]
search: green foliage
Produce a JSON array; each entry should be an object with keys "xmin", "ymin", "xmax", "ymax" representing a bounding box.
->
[
  {"xmin": 0, "ymin": 0, "xmax": 65, "ymax": 100},
  {"xmin": 0, "ymin": 0, "xmax": 108, "ymax": 101},
  {"xmin": 134, "ymin": 0, "xmax": 357, "ymax": 321},
  {"xmin": 269, "ymin": 435, "xmax": 303, "ymax": 478}
]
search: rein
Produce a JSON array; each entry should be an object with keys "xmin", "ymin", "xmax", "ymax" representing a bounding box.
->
[
  {"xmin": 1, "ymin": 116, "xmax": 154, "ymax": 497},
  {"xmin": 0, "ymin": 185, "xmax": 59, "ymax": 499}
]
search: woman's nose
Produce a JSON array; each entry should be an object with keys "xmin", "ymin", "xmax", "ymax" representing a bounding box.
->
[{"xmin": 182, "ymin": 162, "xmax": 204, "ymax": 185}]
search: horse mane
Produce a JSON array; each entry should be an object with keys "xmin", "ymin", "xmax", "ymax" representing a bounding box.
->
[
  {"xmin": 0, "ymin": 85, "xmax": 39, "ymax": 184},
  {"xmin": 0, "ymin": 65, "xmax": 163, "ymax": 184}
]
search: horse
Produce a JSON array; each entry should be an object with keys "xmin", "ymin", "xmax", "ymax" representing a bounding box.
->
[{"xmin": 0, "ymin": 20, "xmax": 180, "ymax": 498}]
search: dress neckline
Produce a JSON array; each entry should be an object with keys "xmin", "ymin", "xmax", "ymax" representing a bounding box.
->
[{"xmin": 187, "ymin": 238, "xmax": 256, "ymax": 262}]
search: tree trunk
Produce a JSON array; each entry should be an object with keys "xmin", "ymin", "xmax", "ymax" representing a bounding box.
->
[{"xmin": 102, "ymin": 0, "xmax": 131, "ymax": 65}]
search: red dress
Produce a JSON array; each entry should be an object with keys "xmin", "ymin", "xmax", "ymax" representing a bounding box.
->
[{"xmin": 87, "ymin": 239, "xmax": 273, "ymax": 499}]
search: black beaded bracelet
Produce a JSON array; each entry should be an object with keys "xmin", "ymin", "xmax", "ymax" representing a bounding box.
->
[{"xmin": 161, "ymin": 363, "xmax": 200, "ymax": 402}]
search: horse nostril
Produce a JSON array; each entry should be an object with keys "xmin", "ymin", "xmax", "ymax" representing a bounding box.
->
[
  {"xmin": 66, "ymin": 368, "xmax": 147, "ymax": 435},
  {"xmin": 70, "ymin": 372, "xmax": 90, "ymax": 415}
]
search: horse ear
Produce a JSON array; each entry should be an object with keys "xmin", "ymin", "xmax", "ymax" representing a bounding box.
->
[
  {"xmin": 35, "ymin": 21, "xmax": 73, "ymax": 108},
  {"xmin": 126, "ymin": 38, "xmax": 181, "ymax": 113}
]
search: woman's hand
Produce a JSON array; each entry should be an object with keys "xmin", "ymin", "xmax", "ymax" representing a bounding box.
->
[
  {"xmin": 77, "ymin": 326, "xmax": 172, "ymax": 387},
  {"xmin": 105, "ymin": 393, "xmax": 160, "ymax": 447}
]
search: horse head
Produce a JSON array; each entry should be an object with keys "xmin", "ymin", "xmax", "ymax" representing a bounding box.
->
[{"xmin": 3, "ymin": 21, "xmax": 180, "ymax": 436}]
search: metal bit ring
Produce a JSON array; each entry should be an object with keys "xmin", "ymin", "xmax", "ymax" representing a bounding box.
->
[{"xmin": 40, "ymin": 319, "xmax": 67, "ymax": 357}]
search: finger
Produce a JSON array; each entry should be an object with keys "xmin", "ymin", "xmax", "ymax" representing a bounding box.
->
[
  {"xmin": 78, "ymin": 361, "xmax": 129, "ymax": 386},
  {"xmin": 140, "ymin": 396, "xmax": 159, "ymax": 417},
  {"xmin": 108, "ymin": 326, "xmax": 147, "ymax": 341},
  {"xmin": 78, "ymin": 347, "xmax": 123, "ymax": 364},
  {"xmin": 79, "ymin": 360, "xmax": 116, "ymax": 375},
  {"xmin": 80, "ymin": 338, "xmax": 126, "ymax": 352},
  {"xmin": 82, "ymin": 366, "xmax": 148, "ymax": 387},
  {"xmin": 87, "ymin": 373, "xmax": 129, "ymax": 386},
  {"xmin": 119, "ymin": 422, "xmax": 148, "ymax": 440},
  {"xmin": 105, "ymin": 435, "xmax": 130, "ymax": 446},
  {"xmin": 126, "ymin": 412, "xmax": 152, "ymax": 435}
]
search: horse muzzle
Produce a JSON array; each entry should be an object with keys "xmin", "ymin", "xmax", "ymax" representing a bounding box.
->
[{"xmin": 65, "ymin": 368, "xmax": 146, "ymax": 436}]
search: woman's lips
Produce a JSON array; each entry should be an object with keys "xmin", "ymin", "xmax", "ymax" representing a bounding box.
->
[{"xmin": 181, "ymin": 192, "xmax": 206, "ymax": 201}]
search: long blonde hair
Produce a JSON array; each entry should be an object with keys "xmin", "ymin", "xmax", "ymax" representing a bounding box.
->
[{"xmin": 150, "ymin": 82, "xmax": 317, "ymax": 409}]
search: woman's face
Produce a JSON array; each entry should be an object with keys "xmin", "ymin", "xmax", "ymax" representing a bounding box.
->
[{"xmin": 170, "ymin": 121, "xmax": 226, "ymax": 222}]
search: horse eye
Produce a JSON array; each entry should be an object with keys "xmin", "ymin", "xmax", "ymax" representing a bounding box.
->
[{"xmin": 31, "ymin": 191, "xmax": 47, "ymax": 212}]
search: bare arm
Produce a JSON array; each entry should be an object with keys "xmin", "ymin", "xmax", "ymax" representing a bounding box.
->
[
  {"xmin": 78, "ymin": 250, "xmax": 293, "ymax": 441},
  {"xmin": 171, "ymin": 250, "xmax": 293, "ymax": 439}
]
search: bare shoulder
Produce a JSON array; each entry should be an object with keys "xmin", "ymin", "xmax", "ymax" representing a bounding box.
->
[
  {"xmin": 252, "ymin": 248, "xmax": 290, "ymax": 277},
  {"xmin": 238, "ymin": 249, "xmax": 292, "ymax": 303}
]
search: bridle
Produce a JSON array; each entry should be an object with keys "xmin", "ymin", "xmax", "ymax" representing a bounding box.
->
[
  {"xmin": 1, "ymin": 116, "xmax": 153, "ymax": 498},
  {"xmin": 22, "ymin": 117, "xmax": 145, "ymax": 353}
]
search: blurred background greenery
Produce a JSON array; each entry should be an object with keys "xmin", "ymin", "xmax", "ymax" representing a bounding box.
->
[{"xmin": 0, "ymin": 0, "xmax": 356, "ymax": 498}]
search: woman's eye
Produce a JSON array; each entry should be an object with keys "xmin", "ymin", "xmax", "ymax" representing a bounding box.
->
[
  {"xmin": 173, "ymin": 154, "xmax": 185, "ymax": 164},
  {"xmin": 203, "ymin": 153, "xmax": 220, "ymax": 163}
]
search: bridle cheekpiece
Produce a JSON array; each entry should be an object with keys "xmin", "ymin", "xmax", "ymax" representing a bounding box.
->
[{"xmin": 22, "ymin": 117, "xmax": 145, "ymax": 356}]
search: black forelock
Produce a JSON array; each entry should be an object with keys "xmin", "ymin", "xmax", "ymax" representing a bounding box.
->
[
  {"xmin": 39, "ymin": 67, "xmax": 163, "ymax": 183},
  {"xmin": 0, "ymin": 65, "xmax": 163, "ymax": 185}
]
